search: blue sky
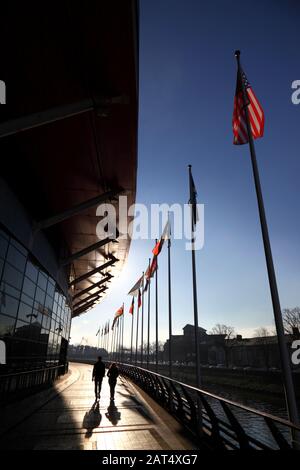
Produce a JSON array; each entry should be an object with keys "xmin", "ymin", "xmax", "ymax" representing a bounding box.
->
[{"xmin": 71, "ymin": 0, "xmax": 300, "ymax": 347}]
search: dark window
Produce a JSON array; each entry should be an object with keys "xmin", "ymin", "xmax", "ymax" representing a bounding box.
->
[
  {"xmin": 0, "ymin": 313, "xmax": 15, "ymax": 336},
  {"xmin": 25, "ymin": 261, "xmax": 38, "ymax": 283},
  {"xmin": 17, "ymin": 302, "xmax": 33, "ymax": 322},
  {"xmin": 38, "ymin": 272, "xmax": 47, "ymax": 291},
  {"xmin": 46, "ymin": 281, "xmax": 55, "ymax": 297},
  {"xmin": 21, "ymin": 292, "xmax": 34, "ymax": 308},
  {"xmin": 35, "ymin": 287, "xmax": 45, "ymax": 306},
  {"xmin": 0, "ymin": 258, "xmax": 4, "ymax": 279},
  {"xmin": 0, "ymin": 293, "xmax": 19, "ymax": 317},
  {"xmin": 0, "ymin": 280, "xmax": 20, "ymax": 302},
  {"xmin": 22, "ymin": 276, "xmax": 36, "ymax": 299},
  {"xmin": 15, "ymin": 319, "xmax": 30, "ymax": 335},
  {"xmin": 11, "ymin": 238, "xmax": 27, "ymax": 256},
  {"xmin": 3, "ymin": 263, "xmax": 24, "ymax": 290},
  {"xmin": 6, "ymin": 245, "xmax": 26, "ymax": 273},
  {"xmin": 45, "ymin": 294, "xmax": 53, "ymax": 312}
]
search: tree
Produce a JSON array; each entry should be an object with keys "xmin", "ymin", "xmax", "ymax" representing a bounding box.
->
[
  {"xmin": 210, "ymin": 324, "xmax": 235, "ymax": 339},
  {"xmin": 282, "ymin": 307, "xmax": 300, "ymax": 335},
  {"xmin": 253, "ymin": 327, "xmax": 272, "ymax": 368},
  {"xmin": 209, "ymin": 324, "xmax": 236, "ymax": 366}
]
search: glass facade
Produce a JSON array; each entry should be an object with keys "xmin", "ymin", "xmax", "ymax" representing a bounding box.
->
[{"xmin": 0, "ymin": 226, "xmax": 71, "ymax": 371}]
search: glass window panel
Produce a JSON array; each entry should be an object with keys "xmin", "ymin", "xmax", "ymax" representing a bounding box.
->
[
  {"xmin": 15, "ymin": 319, "xmax": 30, "ymax": 336},
  {"xmin": 0, "ymin": 280, "xmax": 20, "ymax": 302},
  {"xmin": 42, "ymin": 314, "xmax": 51, "ymax": 330},
  {"xmin": 0, "ymin": 293, "xmax": 19, "ymax": 317},
  {"xmin": 37, "ymin": 272, "xmax": 47, "ymax": 291},
  {"xmin": 35, "ymin": 287, "xmax": 45, "ymax": 306},
  {"xmin": 20, "ymin": 293, "xmax": 34, "ymax": 309},
  {"xmin": 0, "ymin": 313, "xmax": 15, "ymax": 336},
  {"xmin": 17, "ymin": 301, "xmax": 33, "ymax": 322},
  {"xmin": 11, "ymin": 238, "xmax": 27, "ymax": 256},
  {"xmin": 6, "ymin": 245, "xmax": 26, "ymax": 273},
  {"xmin": 45, "ymin": 294, "xmax": 53, "ymax": 312},
  {"xmin": 46, "ymin": 281, "xmax": 55, "ymax": 297},
  {"xmin": 22, "ymin": 276, "xmax": 36, "ymax": 299},
  {"xmin": 0, "ymin": 233, "xmax": 9, "ymax": 259},
  {"xmin": 25, "ymin": 261, "xmax": 38, "ymax": 283},
  {"xmin": 3, "ymin": 263, "xmax": 24, "ymax": 290}
]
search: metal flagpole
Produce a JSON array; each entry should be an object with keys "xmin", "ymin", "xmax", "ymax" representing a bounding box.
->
[
  {"xmin": 135, "ymin": 293, "xmax": 140, "ymax": 365},
  {"xmin": 147, "ymin": 258, "xmax": 151, "ymax": 369},
  {"xmin": 141, "ymin": 273, "xmax": 145, "ymax": 366},
  {"xmin": 235, "ymin": 50, "xmax": 299, "ymax": 431},
  {"xmin": 130, "ymin": 300, "xmax": 134, "ymax": 363},
  {"xmin": 97, "ymin": 326, "xmax": 100, "ymax": 350},
  {"xmin": 168, "ymin": 218, "xmax": 173, "ymax": 378},
  {"xmin": 120, "ymin": 314, "xmax": 124, "ymax": 363},
  {"xmin": 155, "ymin": 241, "xmax": 159, "ymax": 372},
  {"xmin": 188, "ymin": 165, "xmax": 201, "ymax": 389}
]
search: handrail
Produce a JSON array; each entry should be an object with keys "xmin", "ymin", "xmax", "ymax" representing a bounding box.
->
[
  {"xmin": 0, "ymin": 364, "xmax": 64, "ymax": 379},
  {"xmin": 108, "ymin": 361, "xmax": 300, "ymax": 450}
]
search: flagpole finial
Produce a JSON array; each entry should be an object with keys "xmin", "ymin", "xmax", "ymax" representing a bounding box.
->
[{"xmin": 234, "ymin": 50, "xmax": 240, "ymax": 58}]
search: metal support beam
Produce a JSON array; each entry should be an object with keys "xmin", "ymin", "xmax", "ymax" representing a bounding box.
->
[
  {"xmin": 0, "ymin": 95, "xmax": 129, "ymax": 138},
  {"xmin": 35, "ymin": 189, "xmax": 123, "ymax": 231},
  {"xmin": 68, "ymin": 255, "xmax": 118, "ymax": 287},
  {"xmin": 73, "ymin": 292, "xmax": 102, "ymax": 310},
  {"xmin": 61, "ymin": 235, "xmax": 119, "ymax": 267},
  {"xmin": 73, "ymin": 299, "xmax": 98, "ymax": 316},
  {"xmin": 73, "ymin": 276, "xmax": 111, "ymax": 300}
]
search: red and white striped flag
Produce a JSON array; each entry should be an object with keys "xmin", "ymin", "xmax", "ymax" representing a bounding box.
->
[
  {"xmin": 129, "ymin": 297, "xmax": 134, "ymax": 314},
  {"xmin": 232, "ymin": 68, "xmax": 264, "ymax": 145}
]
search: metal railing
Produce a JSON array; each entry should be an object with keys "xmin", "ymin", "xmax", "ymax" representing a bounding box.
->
[
  {"xmin": 0, "ymin": 363, "xmax": 68, "ymax": 403},
  {"xmin": 111, "ymin": 362, "xmax": 300, "ymax": 450}
]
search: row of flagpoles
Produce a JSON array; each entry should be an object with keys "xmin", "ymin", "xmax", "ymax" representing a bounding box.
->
[{"xmin": 94, "ymin": 51, "xmax": 299, "ymax": 429}]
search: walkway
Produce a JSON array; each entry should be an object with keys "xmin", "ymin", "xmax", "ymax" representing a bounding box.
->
[{"xmin": 0, "ymin": 362, "xmax": 197, "ymax": 450}]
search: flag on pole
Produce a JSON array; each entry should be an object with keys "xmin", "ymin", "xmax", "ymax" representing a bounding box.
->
[
  {"xmin": 128, "ymin": 275, "xmax": 144, "ymax": 297},
  {"xmin": 112, "ymin": 305, "xmax": 124, "ymax": 330},
  {"xmin": 152, "ymin": 221, "xmax": 170, "ymax": 256},
  {"xmin": 232, "ymin": 67, "xmax": 264, "ymax": 145},
  {"xmin": 129, "ymin": 297, "xmax": 134, "ymax": 314},
  {"xmin": 96, "ymin": 328, "xmax": 100, "ymax": 336},
  {"xmin": 188, "ymin": 168, "xmax": 199, "ymax": 231},
  {"xmin": 143, "ymin": 256, "xmax": 157, "ymax": 292},
  {"xmin": 138, "ymin": 288, "xmax": 142, "ymax": 308}
]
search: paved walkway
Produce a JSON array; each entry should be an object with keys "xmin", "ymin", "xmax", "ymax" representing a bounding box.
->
[{"xmin": 0, "ymin": 362, "xmax": 197, "ymax": 450}]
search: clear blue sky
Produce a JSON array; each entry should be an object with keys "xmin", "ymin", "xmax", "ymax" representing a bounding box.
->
[{"xmin": 71, "ymin": 0, "xmax": 300, "ymax": 347}]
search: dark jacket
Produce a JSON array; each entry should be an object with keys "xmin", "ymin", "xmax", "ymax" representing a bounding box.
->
[
  {"xmin": 93, "ymin": 360, "xmax": 105, "ymax": 380},
  {"xmin": 107, "ymin": 367, "xmax": 119, "ymax": 383}
]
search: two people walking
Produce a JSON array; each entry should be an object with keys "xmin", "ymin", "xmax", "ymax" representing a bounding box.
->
[{"xmin": 92, "ymin": 357, "xmax": 119, "ymax": 401}]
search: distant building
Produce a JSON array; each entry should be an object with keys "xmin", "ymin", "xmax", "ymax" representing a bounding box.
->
[{"xmin": 163, "ymin": 324, "xmax": 299, "ymax": 369}]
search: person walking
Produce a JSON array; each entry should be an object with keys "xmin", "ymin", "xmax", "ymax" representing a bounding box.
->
[
  {"xmin": 92, "ymin": 356, "xmax": 105, "ymax": 400},
  {"xmin": 107, "ymin": 363, "xmax": 119, "ymax": 401}
]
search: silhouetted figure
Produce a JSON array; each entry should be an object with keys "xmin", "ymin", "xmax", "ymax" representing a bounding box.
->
[
  {"xmin": 107, "ymin": 362, "xmax": 119, "ymax": 400},
  {"xmin": 83, "ymin": 400, "xmax": 101, "ymax": 438},
  {"xmin": 105, "ymin": 400, "xmax": 121, "ymax": 426},
  {"xmin": 92, "ymin": 356, "xmax": 105, "ymax": 400}
]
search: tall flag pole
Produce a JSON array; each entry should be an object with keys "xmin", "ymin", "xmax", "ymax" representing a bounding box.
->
[
  {"xmin": 129, "ymin": 297, "xmax": 135, "ymax": 362},
  {"xmin": 234, "ymin": 50, "xmax": 299, "ymax": 429},
  {"xmin": 135, "ymin": 289, "xmax": 142, "ymax": 365},
  {"xmin": 141, "ymin": 273, "xmax": 145, "ymax": 365},
  {"xmin": 121, "ymin": 308, "xmax": 124, "ymax": 363},
  {"xmin": 167, "ymin": 216, "xmax": 173, "ymax": 378},
  {"xmin": 96, "ymin": 327, "xmax": 100, "ymax": 350},
  {"xmin": 146, "ymin": 258, "xmax": 151, "ymax": 368},
  {"xmin": 188, "ymin": 165, "xmax": 201, "ymax": 390},
  {"xmin": 155, "ymin": 240, "xmax": 159, "ymax": 372}
]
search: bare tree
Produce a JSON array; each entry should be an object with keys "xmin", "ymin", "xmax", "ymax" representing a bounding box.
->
[
  {"xmin": 210, "ymin": 324, "xmax": 235, "ymax": 339},
  {"xmin": 254, "ymin": 327, "xmax": 272, "ymax": 368},
  {"xmin": 209, "ymin": 324, "xmax": 236, "ymax": 366},
  {"xmin": 282, "ymin": 307, "xmax": 300, "ymax": 335}
]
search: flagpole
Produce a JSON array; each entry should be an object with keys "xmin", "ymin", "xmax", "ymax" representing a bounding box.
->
[
  {"xmin": 168, "ymin": 217, "xmax": 173, "ymax": 378},
  {"xmin": 98, "ymin": 326, "xmax": 100, "ymax": 350},
  {"xmin": 155, "ymin": 241, "xmax": 159, "ymax": 372},
  {"xmin": 121, "ymin": 310, "xmax": 124, "ymax": 363},
  {"xmin": 188, "ymin": 165, "xmax": 201, "ymax": 390},
  {"xmin": 235, "ymin": 50, "xmax": 299, "ymax": 430},
  {"xmin": 135, "ymin": 296, "xmax": 140, "ymax": 365},
  {"xmin": 147, "ymin": 258, "xmax": 151, "ymax": 369},
  {"xmin": 130, "ymin": 299, "xmax": 134, "ymax": 363},
  {"xmin": 141, "ymin": 272, "xmax": 145, "ymax": 366}
]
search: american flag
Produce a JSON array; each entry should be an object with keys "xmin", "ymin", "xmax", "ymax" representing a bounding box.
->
[{"xmin": 232, "ymin": 68, "xmax": 264, "ymax": 145}]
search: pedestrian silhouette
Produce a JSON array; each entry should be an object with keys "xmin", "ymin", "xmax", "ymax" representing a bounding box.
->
[
  {"xmin": 107, "ymin": 362, "xmax": 119, "ymax": 400},
  {"xmin": 92, "ymin": 356, "xmax": 105, "ymax": 400}
]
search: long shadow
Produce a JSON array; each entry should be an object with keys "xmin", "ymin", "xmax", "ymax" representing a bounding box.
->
[
  {"xmin": 82, "ymin": 400, "xmax": 102, "ymax": 438},
  {"xmin": 105, "ymin": 400, "xmax": 121, "ymax": 426}
]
